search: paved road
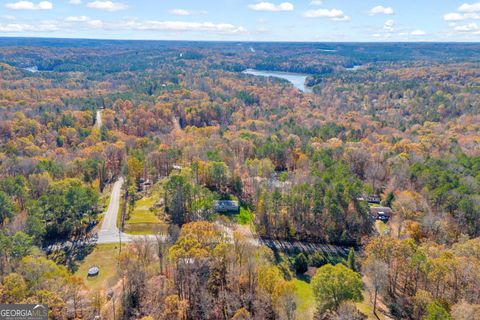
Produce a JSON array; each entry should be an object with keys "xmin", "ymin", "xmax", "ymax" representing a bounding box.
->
[
  {"xmin": 97, "ymin": 178, "xmax": 130, "ymax": 243},
  {"xmin": 97, "ymin": 178, "xmax": 346, "ymax": 256},
  {"xmin": 95, "ymin": 110, "xmax": 102, "ymax": 129},
  {"xmin": 97, "ymin": 178, "xmax": 161, "ymax": 243}
]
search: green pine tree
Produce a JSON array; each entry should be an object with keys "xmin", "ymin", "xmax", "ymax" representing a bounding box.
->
[{"xmin": 347, "ymin": 248, "xmax": 356, "ymax": 271}]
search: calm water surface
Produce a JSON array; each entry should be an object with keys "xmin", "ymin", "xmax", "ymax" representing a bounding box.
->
[{"xmin": 243, "ymin": 69, "xmax": 312, "ymax": 93}]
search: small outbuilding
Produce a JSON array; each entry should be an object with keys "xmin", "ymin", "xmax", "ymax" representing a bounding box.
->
[
  {"xmin": 370, "ymin": 207, "xmax": 393, "ymax": 222},
  {"xmin": 358, "ymin": 195, "xmax": 381, "ymax": 204},
  {"xmin": 88, "ymin": 266, "xmax": 99, "ymax": 277},
  {"xmin": 139, "ymin": 179, "xmax": 152, "ymax": 192},
  {"xmin": 214, "ymin": 200, "xmax": 240, "ymax": 213},
  {"xmin": 172, "ymin": 164, "xmax": 183, "ymax": 170}
]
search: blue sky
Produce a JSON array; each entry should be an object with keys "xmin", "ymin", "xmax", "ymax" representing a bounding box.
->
[{"xmin": 0, "ymin": 0, "xmax": 479, "ymax": 41}]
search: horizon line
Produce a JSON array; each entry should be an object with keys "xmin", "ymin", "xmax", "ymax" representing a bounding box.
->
[{"xmin": 0, "ymin": 35, "xmax": 479, "ymax": 45}]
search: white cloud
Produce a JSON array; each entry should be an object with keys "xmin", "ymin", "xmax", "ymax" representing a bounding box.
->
[
  {"xmin": 458, "ymin": 2, "xmax": 480, "ymax": 13},
  {"xmin": 168, "ymin": 9, "xmax": 207, "ymax": 16},
  {"xmin": 87, "ymin": 19, "xmax": 104, "ymax": 28},
  {"xmin": 5, "ymin": 1, "xmax": 52, "ymax": 10},
  {"xmin": 37, "ymin": 1, "xmax": 52, "ymax": 9},
  {"xmin": 444, "ymin": 12, "xmax": 480, "ymax": 21},
  {"xmin": 383, "ymin": 19, "xmax": 394, "ymax": 31},
  {"xmin": 444, "ymin": 12, "xmax": 467, "ymax": 21},
  {"xmin": 368, "ymin": 5, "xmax": 394, "ymax": 16},
  {"xmin": 87, "ymin": 1, "xmax": 128, "ymax": 11},
  {"xmin": 69, "ymin": 0, "xmax": 82, "ymax": 4},
  {"xmin": 169, "ymin": 9, "xmax": 191, "ymax": 16},
  {"xmin": 454, "ymin": 22, "xmax": 479, "ymax": 31},
  {"xmin": 65, "ymin": 16, "xmax": 90, "ymax": 22},
  {"xmin": 310, "ymin": 0, "xmax": 322, "ymax": 5},
  {"xmin": 411, "ymin": 29, "xmax": 426, "ymax": 36},
  {"xmin": 445, "ymin": 4, "xmax": 480, "ymax": 35},
  {"xmin": 0, "ymin": 20, "xmax": 58, "ymax": 32},
  {"xmin": 443, "ymin": 2, "xmax": 480, "ymax": 34},
  {"xmin": 81, "ymin": 18, "xmax": 246, "ymax": 34},
  {"xmin": 248, "ymin": 2, "xmax": 294, "ymax": 12},
  {"xmin": 0, "ymin": 23, "xmax": 30, "ymax": 31},
  {"xmin": 64, "ymin": 16, "xmax": 104, "ymax": 29},
  {"xmin": 372, "ymin": 19, "xmax": 395, "ymax": 38},
  {"xmin": 372, "ymin": 32, "xmax": 392, "ymax": 39},
  {"xmin": 303, "ymin": 8, "xmax": 349, "ymax": 21},
  {"xmin": 124, "ymin": 20, "xmax": 246, "ymax": 34},
  {"xmin": 36, "ymin": 20, "xmax": 60, "ymax": 31}
]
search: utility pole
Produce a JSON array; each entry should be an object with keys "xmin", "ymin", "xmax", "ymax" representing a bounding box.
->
[
  {"xmin": 121, "ymin": 188, "xmax": 128, "ymax": 231},
  {"xmin": 119, "ymin": 181, "xmax": 127, "ymax": 254},
  {"xmin": 119, "ymin": 228, "xmax": 122, "ymax": 254}
]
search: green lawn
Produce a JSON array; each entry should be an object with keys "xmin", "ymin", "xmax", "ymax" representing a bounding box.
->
[
  {"xmin": 356, "ymin": 289, "xmax": 391, "ymax": 320},
  {"xmin": 356, "ymin": 299, "xmax": 374, "ymax": 319},
  {"xmin": 128, "ymin": 197, "xmax": 159, "ymax": 223},
  {"xmin": 293, "ymin": 277, "xmax": 383, "ymax": 320},
  {"xmin": 293, "ymin": 278, "xmax": 315, "ymax": 320},
  {"xmin": 74, "ymin": 243, "xmax": 121, "ymax": 291},
  {"xmin": 375, "ymin": 220, "xmax": 390, "ymax": 236},
  {"xmin": 124, "ymin": 196, "xmax": 168, "ymax": 235},
  {"xmin": 236, "ymin": 207, "xmax": 253, "ymax": 225}
]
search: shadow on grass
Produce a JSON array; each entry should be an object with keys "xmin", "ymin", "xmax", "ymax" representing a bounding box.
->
[{"xmin": 296, "ymin": 272, "xmax": 311, "ymax": 283}]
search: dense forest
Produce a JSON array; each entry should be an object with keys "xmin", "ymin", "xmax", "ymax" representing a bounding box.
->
[{"xmin": 0, "ymin": 39, "xmax": 479, "ymax": 319}]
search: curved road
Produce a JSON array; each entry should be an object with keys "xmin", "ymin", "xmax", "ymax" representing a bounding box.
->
[
  {"xmin": 94, "ymin": 110, "xmax": 161, "ymax": 244},
  {"xmin": 95, "ymin": 110, "xmax": 102, "ymax": 129},
  {"xmin": 97, "ymin": 178, "xmax": 160, "ymax": 243},
  {"xmin": 97, "ymin": 178, "xmax": 131, "ymax": 243}
]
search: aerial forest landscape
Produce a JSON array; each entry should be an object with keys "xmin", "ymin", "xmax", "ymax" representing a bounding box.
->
[{"xmin": 0, "ymin": 1, "xmax": 479, "ymax": 320}]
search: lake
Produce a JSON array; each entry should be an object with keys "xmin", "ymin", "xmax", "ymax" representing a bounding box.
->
[
  {"xmin": 345, "ymin": 65, "xmax": 362, "ymax": 71},
  {"xmin": 243, "ymin": 69, "xmax": 312, "ymax": 93},
  {"xmin": 22, "ymin": 66, "xmax": 52, "ymax": 73},
  {"xmin": 23, "ymin": 66, "xmax": 39, "ymax": 73}
]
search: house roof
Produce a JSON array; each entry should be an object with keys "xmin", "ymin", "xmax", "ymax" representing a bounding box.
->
[
  {"xmin": 214, "ymin": 200, "xmax": 239, "ymax": 212},
  {"xmin": 369, "ymin": 206, "xmax": 393, "ymax": 216}
]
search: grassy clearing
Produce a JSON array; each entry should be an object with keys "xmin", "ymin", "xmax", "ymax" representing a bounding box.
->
[
  {"xmin": 375, "ymin": 220, "xmax": 390, "ymax": 236},
  {"xmin": 356, "ymin": 298, "xmax": 374, "ymax": 319},
  {"xmin": 236, "ymin": 207, "xmax": 253, "ymax": 225},
  {"xmin": 356, "ymin": 289, "xmax": 391, "ymax": 320},
  {"xmin": 293, "ymin": 277, "xmax": 315, "ymax": 320},
  {"xmin": 292, "ymin": 276, "xmax": 384, "ymax": 320},
  {"xmin": 356, "ymin": 275, "xmax": 392, "ymax": 320},
  {"xmin": 74, "ymin": 243, "xmax": 121, "ymax": 291},
  {"xmin": 124, "ymin": 223, "xmax": 168, "ymax": 235},
  {"xmin": 128, "ymin": 197, "xmax": 159, "ymax": 223},
  {"xmin": 124, "ymin": 196, "xmax": 167, "ymax": 235}
]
